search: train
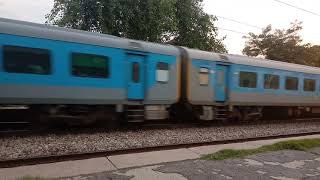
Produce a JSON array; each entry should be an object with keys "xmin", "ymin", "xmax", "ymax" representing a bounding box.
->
[{"xmin": 1, "ymin": 17, "xmax": 320, "ymax": 126}]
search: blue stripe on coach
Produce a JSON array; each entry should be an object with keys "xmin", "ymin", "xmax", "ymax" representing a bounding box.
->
[
  {"xmin": 0, "ymin": 34, "xmax": 177, "ymax": 90},
  {"xmin": 190, "ymin": 58, "xmax": 320, "ymax": 98}
]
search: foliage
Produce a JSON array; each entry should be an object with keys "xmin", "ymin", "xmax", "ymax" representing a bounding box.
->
[
  {"xmin": 172, "ymin": 0, "xmax": 227, "ymax": 52},
  {"xmin": 46, "ymin": 0, "xmax": 102, "ymax": 32},
  {"xmin": 243, "ymin": 21, "xmax": 320, "ymax": 66},
  {"xmin": 17, "ymin": 176, "xmax": 49, "ymax": 180},
  {"xmin": 305, "ymin": 45, "xmax": 320, "ymax": 67},
  {"xmin": 201, "ymin": 138, "xmax": 320, "ymax": 160},
  {"xmin": 46, "ymin": 0, "xmax": 227, "ymax": 52}
]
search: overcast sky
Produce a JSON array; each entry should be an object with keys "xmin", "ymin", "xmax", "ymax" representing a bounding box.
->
[{"xmin": 0, "ymin": 0, "xmax": 319, "ymax": 54}]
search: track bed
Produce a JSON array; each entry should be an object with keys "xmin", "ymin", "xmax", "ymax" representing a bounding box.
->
[{"xmin": 1, "ymin": 120, "xmax": 320, "ymax": 168}]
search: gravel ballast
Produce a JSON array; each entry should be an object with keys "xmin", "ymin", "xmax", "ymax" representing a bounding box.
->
[{"xmin": 1, "ymin": 121, "xmax": 320, "ymax": 161}]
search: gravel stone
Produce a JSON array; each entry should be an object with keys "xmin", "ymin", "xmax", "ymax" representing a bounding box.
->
[{"xmin": 1, "ymin": 121, "xmax": 320, "ymax": 161}]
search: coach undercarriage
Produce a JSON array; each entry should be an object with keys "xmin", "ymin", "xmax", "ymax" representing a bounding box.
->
[
  {"xmin": 0, "ymin": 104, "xmax": 172, "ymax": 128},
  {"xmin": 2, "ymin": 104, "xmax": 320, "ymax": 131},
  {"xmin": 195, "ymin": 105, "xmax": 320, "ymax": 122}
]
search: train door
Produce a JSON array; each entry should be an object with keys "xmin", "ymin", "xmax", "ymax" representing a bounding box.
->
[
  {"xmin": 215, "ymin": 65, "xmax": 229, "ymax": 102},
  {"xmin": 127, "ymin": 54, "xmax": 145, "ymax": 100}
]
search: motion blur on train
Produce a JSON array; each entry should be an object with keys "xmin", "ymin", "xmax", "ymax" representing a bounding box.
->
[{"xmin": 1, "ymin": 18, "xmax": 320, "ymax": 127}]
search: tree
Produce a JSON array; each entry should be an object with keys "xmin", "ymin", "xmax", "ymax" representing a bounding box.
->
[
  {"xmin": 46, "ymin": 0, "xmax": 177, "ymax": 42},
  {"xmin": 173, "ymin": 0, "xmax": 226, "ymax": 52},
  {"xmin": 243, "ymin": 21, "xmax": 320, "ymax": 66},
  {"xmin": 46, "ymin": 0, "xmax": 227, "ymax": 52},
  {"xmin": 100, "ymin": 0, "xmax": 178, "ymax": 42},
  {"xmin": 46, "ymin": 0, "xmax": 102, "ymax": 31},
  {"xmin": 303, "ymin": 45, "xmax": 320, "ymax": 67}
]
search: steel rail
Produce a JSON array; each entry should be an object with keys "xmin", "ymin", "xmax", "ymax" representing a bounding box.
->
[{"xmin": 1, "ymin": 131, "xmax": 320, "ymax": 168}]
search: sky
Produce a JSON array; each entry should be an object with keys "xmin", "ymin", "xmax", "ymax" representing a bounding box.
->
[
  {"xmin": 0, "ymin": 0, "xmax": 319, "ymax": 54},
  {"xmin": 203, "ymin": 0, "xmax": 320, "ymax": 54}
]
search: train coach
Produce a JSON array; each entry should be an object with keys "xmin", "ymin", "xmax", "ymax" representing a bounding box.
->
[
  {"xmin": 1, "ymin": 17, "xmax": 320, "ymax": 125},
  {"xmin": 182, "ymin": 48, "xmax": 320, "ymax": 121},
  {"xmin": 0, "ymin": 18, "xmax": 181, "ymax": 125}
]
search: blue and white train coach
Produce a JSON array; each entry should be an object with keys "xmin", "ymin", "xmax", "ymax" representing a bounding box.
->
[
  {"xmin": 183, "ymin": 48, "xmax": 320, "ymax": 121},
  {"xmin": 0, "ymin": 18, "xmax": 181, "ymax": 124},
  {"xmin": 1, "ymin": 17, "xmax": 320, "ymax": 124}
]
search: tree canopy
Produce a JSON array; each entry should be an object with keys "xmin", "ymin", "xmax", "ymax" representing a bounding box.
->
[
  {"xmin": 46, "ymin": 0, "xmax": 227, "ymax": 53},
  {"xmin": 243, "ymin": 21, "xmax": 320, "ymax": 67}
]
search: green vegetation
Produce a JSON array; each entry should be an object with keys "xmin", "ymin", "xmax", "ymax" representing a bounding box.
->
[
  {"xmin": 16, "ymin": 176, "xmax": 49, "ymax": 180},
  {"xmin": 202, "ymin": 138, "xmax": 320, "ymax": 161},
  {"xmin": 46, "ymin": 0, "xmax": 227, "ymax": 53},
  {"xmin": 243, "ymin": 21, "xmax": 320, "ymax": 67}
]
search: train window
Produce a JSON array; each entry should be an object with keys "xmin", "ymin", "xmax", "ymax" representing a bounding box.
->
[
  {"xmin": 3, "ymin": 45, "xmax": 51, "ymax": 75},
  {"xmin": 72, "ymin": 53, "xmax": 109, "ymax": 78},
  {"xmin": 285, "ymin": 77, "xmax": 298, "ymax": 90},
  {"xmin": 199, "ymin": 67, "xmax": 209, "ymax": 86},
  {"xmin": 132, "ymin": 62, "xmax": 140, "ymax": 83},
  {"xmin": 304, "ymin": 79, "xmax": 316, "ymax": 92},
  {"xmin": 156, "ymin": 62, "xmax": 169, "ymax": 83},
  {"xmin": 264, "ymin": 74, "xmax": 279, "ymax": 89},
  {"xmin": 239, "ymin": 71, "xmax": 257, "ymax": 88}
]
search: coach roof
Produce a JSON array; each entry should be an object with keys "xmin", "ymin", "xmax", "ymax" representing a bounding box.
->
[
  {"xmin": 185, "ymin": 48, "xmax": 320, "ymax": 75},
  {"xmin": 0, "ymin": 18, "xmax": 180, "ymax": 56}
]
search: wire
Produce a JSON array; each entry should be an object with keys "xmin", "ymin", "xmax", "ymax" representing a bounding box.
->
[
  {"xmin": 216, "ymin": 15, "xmax": 263, "ymax": 30},
  {"xmin": 217, "ymin": 27, "xmax": 248, "ymax": 35},
  {"xmin": 272, "ymin": 0, "xmax": 320, "ymax": 17}
]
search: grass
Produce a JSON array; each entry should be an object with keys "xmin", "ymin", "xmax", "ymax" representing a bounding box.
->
[
  {"xmin": 16, "ymin": 176, "xmax": 50, "ymax": 180},
  {"xmin": 201, "ymin": 138, "xmax": 320, "ymax": 161}
]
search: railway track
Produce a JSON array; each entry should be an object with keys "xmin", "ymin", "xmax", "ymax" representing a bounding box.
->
[
  {"xmin": 1, "ymin": 131, "xmax": 320, "ymax": 169},
  {"xmin": 2, "ymin": 117, "xmax": 320, "ymax": 137},
  {"xmin": 0, "ymin": 121, "xmax": 32, "ymax": 134}
]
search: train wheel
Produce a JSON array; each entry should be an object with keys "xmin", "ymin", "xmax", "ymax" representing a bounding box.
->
[
  {"xmin": 294, "ymin": 109, "xmax": 302, "ymax": 118},
  {"xmin": 230, "ymin": 108, "xmax": 242, "ymax": 122},
  {"xmin": 29, "ymin": 113, "xmax": 49, "ymax": 131},
  {"xmin": 288, "ymin": 108, "xmax": 294, "ymax": 118}
]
